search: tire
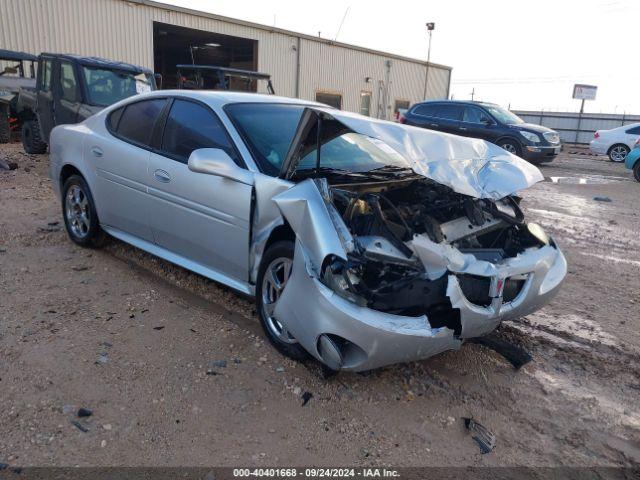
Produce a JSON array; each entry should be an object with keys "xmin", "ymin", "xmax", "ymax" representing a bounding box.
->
[
  {"xmin": 498, "ymin": 139, "xmax": 522, "ymax": 157},
  {"xmin": 608, "ymin": 144, "xmax": 629, "ymax": 163},
  {"xmin": 0, "ymin": 104, "xmax": 10, "ymax": 143},
  {"xmin": 21, "ymin": 119, "xmax": 47, "ymax": 154},
  {"xmin": 633, "ymin": 162, "xmax": 640, "ymax": 183},
  {"xmin": 256, "ymin": 240, "xmax": 309, "ymax": 361},
  {"xmin": 61, "ymin": 175, "xmax": 106, "ymax": 248}
]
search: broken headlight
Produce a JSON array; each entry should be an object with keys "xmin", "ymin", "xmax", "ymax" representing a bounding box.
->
[
  {"xmin": 527, "ymin": 222, "xmax": 549, "ymax": 245},
  {"xmin": 321, "ymin": 256, "xmax": 367, "ymax": 307}
]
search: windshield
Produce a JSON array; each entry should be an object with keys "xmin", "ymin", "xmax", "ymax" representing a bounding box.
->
[
  {"xmin": 226, "ymin": 103, "xmax": 410, "ymax": 177},
  {"xmin": 82, "ymin": 67, "xmax": 153, "ymax": 107},
  {"xmin": 483, "ymin": 105, "xmax": 524, "ymax": 125}
]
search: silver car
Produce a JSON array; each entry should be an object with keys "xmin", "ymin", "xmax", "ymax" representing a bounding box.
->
[{"xmin": 49, "ymin": 91, "xmax": 567, "ymax": 372}]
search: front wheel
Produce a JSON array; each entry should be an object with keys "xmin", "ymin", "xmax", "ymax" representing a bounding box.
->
[
  {"xmin": 256, "ymin": 241, "xmax": 309, "ymax": 361},
  {"xmin": 608, "ymin": 144, "xmax": 629, "ymax": 162},
  {"xmin": 21, "ymin": 119, "xmax": 47, "ymax": 154},
  {"xmin": 499, "ymin": 139, "xmax": 522, "ymax": 157},
  {"xmin": 62, "ymin": 175, "xmax": 106, "ymax": 248}
]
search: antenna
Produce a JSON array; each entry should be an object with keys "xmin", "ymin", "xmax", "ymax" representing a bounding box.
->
[{"xmin": 334, "ymin": 6, "xmax": 350, "ymax": 41}]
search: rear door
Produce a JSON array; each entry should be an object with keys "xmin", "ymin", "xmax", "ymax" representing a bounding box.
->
[
  {"xmin": 36, "ymin": 56, "xmax": 55, "ymax": 140},
  {"xmin": 89, "ymin": 97, "xmax": 168, "ymax": 241},
  {"xmin": 432, "ymin": 104, "xmax": 463, "ymax": 135},
  {"xmin": 146, "ymin": 98, "xmax": 253, "ymax": 283},
  {"xmin": 405, "ymin": 103, "xmax": 440, "ymax": 129},
  {"xmin": 53, "ymin": 60, "xmax": 81, "ymax": 127}
]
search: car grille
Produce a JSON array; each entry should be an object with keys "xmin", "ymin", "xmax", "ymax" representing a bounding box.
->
[
  {"xmin": 543, "ymin": 131, "xmax": 560, "ymax": 144},
  {"xmin": 457, "ymin": 274, "xmax": 527, "ymax": 307}
]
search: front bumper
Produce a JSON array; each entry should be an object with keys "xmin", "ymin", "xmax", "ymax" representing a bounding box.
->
[
  {"xmin": 274, "ymin": 242, "xmax": 567, "ymax": 372},
  {"xmin": 521, "ymin": 144, "xmax": 561, "ymax": 162}
]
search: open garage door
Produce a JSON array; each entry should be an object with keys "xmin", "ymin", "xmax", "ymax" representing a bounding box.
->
[{"xmin": 153, "ymin": 22, "xmax": 257, "ymax": 90}]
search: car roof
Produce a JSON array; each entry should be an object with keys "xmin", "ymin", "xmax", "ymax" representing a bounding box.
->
[
  {"xmin": 135, "ymin": 90, "xmax": 325, "ymax": 109},
  {"xmin": 40, "ymin": 52, "xmax": 153, "ymax": 75},
  {"xmin": 0, "ymin": 49, "xmax": 38, "ymax": 62},
  {"xmin": 413, "ymin": 99, "xmax": 499, "ymax": 108}
]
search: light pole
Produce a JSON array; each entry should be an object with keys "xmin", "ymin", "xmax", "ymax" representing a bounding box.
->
[{"xmin": 423, "ymin": 22, "xmax": 435, "ymax": 100}]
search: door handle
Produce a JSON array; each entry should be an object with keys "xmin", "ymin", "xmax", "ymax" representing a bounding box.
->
[
  {"xmin": 90, "ymin": 147, "xmax": 103, "ymax": 157},
  {"xmin": 459, "ymin": 127, "xmax": 467, "ymax": 131},
  {"xmin": 429, "ymin": 123, "xmax": 439, "ymax": 128},
  {"xmin": 154, "ymin": 169, "xmax": 171, "ymax": 183}
]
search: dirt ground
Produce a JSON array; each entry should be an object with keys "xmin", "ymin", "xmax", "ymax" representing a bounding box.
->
[{"xmin": 1, "ymin": 141, "xmax": 639, "ymax": 468}]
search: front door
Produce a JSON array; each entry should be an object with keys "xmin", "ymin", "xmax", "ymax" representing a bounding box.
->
[
  {"xmin": 36, "ymin": 57, "xmax": 55, "ymax": 141},
  {"xmin": 146, "ymin": 98, "xmax": 252, "ymax": 283},
  {"xmin": 53, "ymin": 60, "xmax": 81, "ymax": 127},
  {"xmin": 459, "ymin": 105, "xmax": 498, "ymax": 142}
]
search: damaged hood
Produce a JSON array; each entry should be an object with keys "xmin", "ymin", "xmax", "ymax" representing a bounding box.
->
[{"xmin": 287, "ymin": 107, "xmax": 544, "ymax": 200}]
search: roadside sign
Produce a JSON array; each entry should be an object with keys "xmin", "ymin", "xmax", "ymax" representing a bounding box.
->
[{"xmin": 572, "ymin": 84, "xmax": 597, "ymax": 101}]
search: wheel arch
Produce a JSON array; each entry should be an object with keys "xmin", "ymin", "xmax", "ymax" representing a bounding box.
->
[
  {"xmin": 263, "ymin": 222, "xmax": 295, "ymax": 253},
  {"xmin": 607, "ymin": 142, "xmax": 630, "ymax": 155},
  {"xmin": 59, "ymin": 164, "xmax": 84, "ymax": 191},
  {"xmin": 495, "ymin": 135, "xmax": 522, "ymax": 148}
]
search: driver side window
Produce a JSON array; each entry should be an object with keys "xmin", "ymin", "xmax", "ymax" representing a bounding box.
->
[{"xmin": 463, "ymin": 106, "xmax": 491, "ymax": 124}]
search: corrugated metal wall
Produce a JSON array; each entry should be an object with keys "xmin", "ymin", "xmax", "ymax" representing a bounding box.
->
[
  {"xmin": 514, "ymin": 110, "xmax": 640, "ymax": 144},
  {"xmin": 0, "ymin": 0, "xmax": 452, "ymax": 118}
]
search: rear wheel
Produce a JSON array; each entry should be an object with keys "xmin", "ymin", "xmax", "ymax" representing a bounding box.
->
[
  {"xmin": 499, "ymin": 139, "xmax": 522, "ymax": 157},
  {"xmin": 256, "ymin": 241, "xmax": 309, "ymax": 361},
  {"xmin": 21, "ymin": 119, "xmax": 47, "ymax": 154},
  {"xmin": 608, "ymin": 144, "xmax": 629, "ymax": 162},
  {"xmin": 0, "ymin": 104, "xmax": 10, "ymax": 143},
  {"xmin": 62, "ymin": 175, "xmax": 106, "ymax": 248},
  {"xmin": 633, "ymin": 162, "xmax": 640, "ymax": 182}
]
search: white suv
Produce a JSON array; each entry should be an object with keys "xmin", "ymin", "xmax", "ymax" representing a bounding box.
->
[{"xmin": 589, "ymin": 122, "xmax": 640, "ymax": 162}]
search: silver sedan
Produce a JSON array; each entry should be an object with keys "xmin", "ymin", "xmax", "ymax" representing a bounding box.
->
[{"xmin": 49, "ymin": 91, "xmax": 566, "ymax": 371}]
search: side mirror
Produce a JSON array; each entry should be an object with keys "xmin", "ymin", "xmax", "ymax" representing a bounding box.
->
[
  {"xmin": 187, "ymin": 148, "xmax": 253, "ymax": 185},
  {"xmin": 481, "ymin": 118, "xmax": 493, "ymax": 126}
]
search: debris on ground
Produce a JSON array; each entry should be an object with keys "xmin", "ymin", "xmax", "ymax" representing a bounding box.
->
[
  {"xmin": 593, "ymin": 196, "xmax": 612, "ymax": 202},
  {"xmin": 77, "ymin": 408, "xmax": 93, "ymax": 418},
  {"xmin": 468, "ymin": 334, "xmax": 532, "ymax": 369},
  {"xmin": 0, "ymin": 158, "xmax": 18, "ymax": 170},
  {"xmin": 301, "ymin": 391, "xmax": 313, "ymax": 406},
  {"xmin": 153, "ymin": 326, "xmax": 165, "ymax": 331},
  {"xmin": 463, "ymin": 418, "xmax": 496, "ymax": 454},
  {"xmin": 206, "ymin": 369, "xmax": 219, "ymax": 376},
  {"xmin": 70, "ymin": 420, "xmax": 89, "ymax": 433},
  {"xmin": 210, "ymin": 360, "xmax": 227, "ymax": 368}
]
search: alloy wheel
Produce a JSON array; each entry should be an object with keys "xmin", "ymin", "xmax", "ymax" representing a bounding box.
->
[
  {"xmin": 261, "ymin": 257, "xmax": 297, "ymax": 344},
  {"xmin": 610, "ymin": 145, "xmax": 628, "ymax": 162},
  {"xmin": 501, "ymin": 143, "xmax": 517, "ymax": 154},
  {"xmin": 65, "ymin": 185, "xmax": 91, "ymax": 238}
]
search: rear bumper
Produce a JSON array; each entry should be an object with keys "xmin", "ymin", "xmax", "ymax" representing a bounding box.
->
[
  {"xmin": 274, "ymin": 242, "xmax": 567, "ymax": 372},
  {"xmin": 589, "ymin": 140, "xmax": 608, "ymax": 155}
]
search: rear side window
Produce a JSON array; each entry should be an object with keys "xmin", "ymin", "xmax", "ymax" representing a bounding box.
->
[
  {"xmin": 625, "ymin": 126, "xmax": 640, "ymax": 134},
  {"xmin": 161, "ymin": 99, "xmax": 239, "ymax": 164},
  {"xmin": 435, "ymin": 104, "xmax": 463, "ymax": 120},
  {"xmin": 115, "ymin": 99, "xmax": 166, "ymax": 147},
  {"xmin": 108, "ymin": 106, "xmax": 124, "ymax": 131},
  {"xmin": 412, "ymin": 104, "xmax": 438, "ymax": 117}
]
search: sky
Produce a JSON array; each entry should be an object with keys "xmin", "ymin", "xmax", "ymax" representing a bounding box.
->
[{"xmin": 159, "ymin": 0, "xmax": 639, "ymax": 114}]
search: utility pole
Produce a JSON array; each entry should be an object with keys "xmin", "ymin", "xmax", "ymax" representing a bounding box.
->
[
  {"xmin": 470, "ymin": 88, "xmax": 475, "ymax": 101},
  {"xmin": 422, "ymin": 22, "xmax": 435, "ymax": 100}
]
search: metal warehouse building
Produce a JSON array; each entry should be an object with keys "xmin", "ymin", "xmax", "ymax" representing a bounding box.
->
[{"xmin": 0, "ymin": 0, "xmax": 452, "ymax": 119}]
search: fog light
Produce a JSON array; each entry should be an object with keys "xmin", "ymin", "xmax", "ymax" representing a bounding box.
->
[
  {"xmin": 526, "ymin": 146, "xmax": 541, "ymax": 152},
  {"xmin": 317, "ymin": 334, "xmax": 344, "ymax": 371}
]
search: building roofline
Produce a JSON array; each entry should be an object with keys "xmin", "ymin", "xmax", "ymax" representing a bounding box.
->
[{"xmin": 127, "ymin": 0, "xmax": 452, "ymax": 71}]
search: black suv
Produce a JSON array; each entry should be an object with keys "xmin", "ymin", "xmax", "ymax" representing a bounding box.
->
[{"xmin": 402, "ymin": 100, "xmax": 561, "ymax": 162}]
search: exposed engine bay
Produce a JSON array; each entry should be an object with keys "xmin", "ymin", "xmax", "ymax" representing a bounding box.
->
[{"xmin": 319, "ymin": 175, "xmax": 551, "ymax": 326}]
